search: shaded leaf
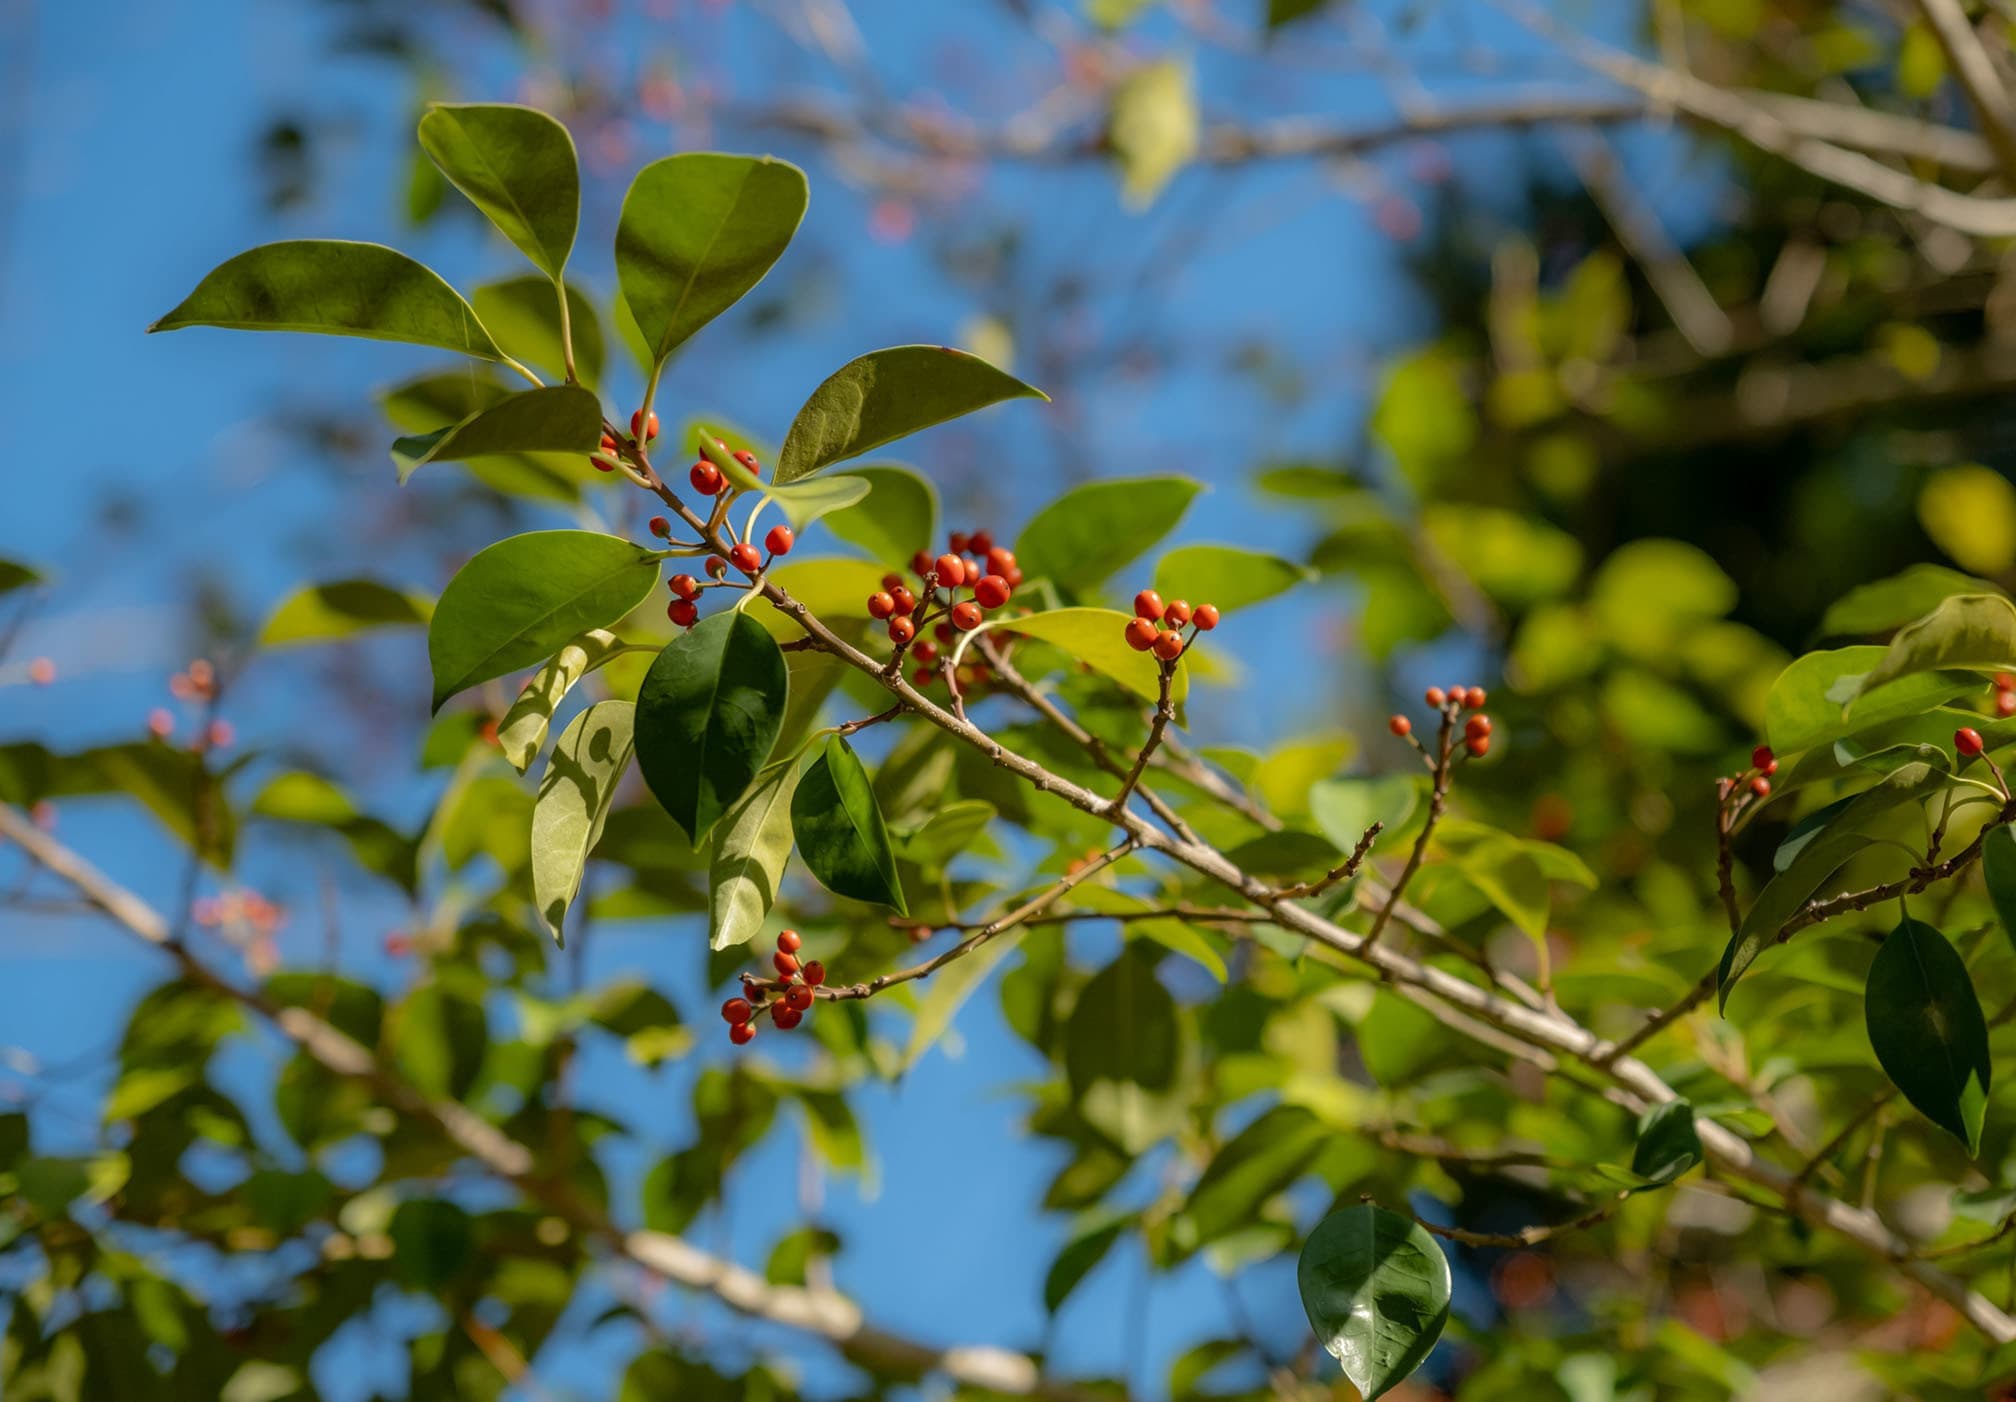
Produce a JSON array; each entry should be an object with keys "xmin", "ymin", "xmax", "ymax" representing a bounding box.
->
[
  {"xmin": 792, "ymin": 736, "xmax": 907, "ymax": 912},
  {"xmin": 1853, "ymin": 594, "xmax": 2016, "ymax": 700},
  {"xmin": 1867, "ymin": 918, "xmax": 1991, "ymax": 1152},
  {"xmin": 1630, "ymin": 1099, "xmax": 1702, "ymax": 1186},
  {"xmin": 498, "ymin": 629, "xmax": 631, "ymax": 773},
  {"xmin": 635, "ymin": 611, "xmax": 788, "ymax": 842},
  {"xmin": 260, "ymin": 579, "xmax": 430, "ymax": 646},
  {"xmin": 472, "ymin": 276, "xmax": 605, "ymax": 388},
  {"xmin": 823, "ymin": 465, "xmax": 938, "ymax": 566},
  {"xmin": 1297, "ymin": 1204, "xmax": 1451, "ymax": 1401},
  {"xmin": 418, "ymin": 103, "xmax": 579, "ymax": 278},
  {"xmin": 392, "ymin": 385, "xmax": 603, "ymax": 483},
  {"xmin": 1017, "ymin": 476, "xmax": 1201, "ymax": 594}
]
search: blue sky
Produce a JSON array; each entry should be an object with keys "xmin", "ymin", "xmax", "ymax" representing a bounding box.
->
[{"xmin": 0, "ymin": 1, "xmax": 1715, "ymax": 1395}]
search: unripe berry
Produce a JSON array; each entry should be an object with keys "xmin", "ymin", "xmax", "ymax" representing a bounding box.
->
[
  {"xmin": 729, "ymin": 543, "xmax": 762, "ymax": 575},
  {"xmin": 1124, "ymin": 617, "xmax": 1159, "ymax": 652},
  {"xmin": 868, "ymin": 591, "xmax": 896, "ymax": 619},
  {"xmin": 986, "ymin": 547, "xmax": 1017, "ymax": 577},
  {"xmin": 1465, "ymin": 735, "xmax": 1491, "ymax": 758},
  {"xmin": 668, "ymin": 599, "xmax": 699, "ymax": 628},
  {"xmin": 729, "ymin": 1021, "xmax": 756, "ymax": 1045},
  {"xmin": 1153, "ymin": 630, "xmax": 1185, "ymax": 662},
  {"xmin": 671, "ymin": 574, "xmax": 700, "ymax": 600},
  {"xmin": 785, "ymin": 984, "xmax": 814, "ymax": 1012},
  {"xmin": 1464, "ymin": 687, "xmax": 1487, "ymax": 709},
  {"xmin": 803, "ymin": 960, "xmax": 826, "ymax": 986},
  {"xmin": 777, "ymin": 929, "xmax": 801, "ymax": 953},
  {"xmin": 1165, "ymin": 599, "xmax": 1193, "ymax": 626},
  {"xmin": 1465, "ymin": 714, "xmax": 1492, "ymax": 739},
  {"xmin": 1134, "ymin": 589, "xmax": 1165, "ymax": 621},
  {"xmin": 1192, "ymin": 604, "xmax": 1219, "ymax": 631},
  {"xmin": 1389, "ymin": 715, "xmax": 1411, "ymax": 737},
  {"xmin": 890, "ymin": 586, "xmax": 917, "ymax": 614},
  {"xmin": 705, "ymin": 556, "xmax": 728, "ymax": 580},
  {"xmin": 722, "ymin": 998, "xmax": 753, "ymax": 1025},
  {"xmin": 888, "ymin": 616, "xmax": 916, "ymax": 645},
  {"xmin": 952, "ymin": 601, "xmax": 984, "ymax": 631},
  {"xmin": 690, "ymin": 461, "xmax": 724, "ymax": 495},
  {"xmin": 1749, "ymin": 776, "xmax": 1771, "ymax": 797},
  {"xmin": 1751, "ymin": 744, "xmax": 1774, "ymax": 771},
  {"xmin": 765, "ymin": 525, "xmax": 794, "ymax": 556},
  {"xmin": 772, "ymin": 1006, "xmax": 803, "ymax": 1030},
  {"xmin": 774, "ymin": 950, "xmax": 800, "ymax": 976},
  {"xmin": 1958, "ymin": 727, "xmax": 1986, "ymax": 757},
  {"xmin": 648, "ymin": 515, "xmax": 671, "ymax": 538},
  {"xmin": 935, "ymin": 553, "xmax": 967, "ymax": 587},
  {"xmin": 973, "ymin": 574, "xmax": 1011, "ymax": 609}
]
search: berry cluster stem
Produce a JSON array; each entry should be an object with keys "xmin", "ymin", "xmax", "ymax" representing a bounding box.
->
[{"xmin": 1105, "ymin": 656, "xmax": 1179, "ymax": 817}]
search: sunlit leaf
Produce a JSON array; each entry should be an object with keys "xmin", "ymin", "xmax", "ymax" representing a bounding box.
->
[
  {"xmin": 391, "ymin": 385, "xmax": 603, "ymax": 483},
  {"xmin": 418, "ymin": 103, "xmax": 579, "ymax": 279},
  {"xmin": 1017, "ymin": 477, "xmax": 1200, "ymax": 594},
  {"xmin": 259, "ymin": 579, "xmax": 431, "ymax": 646},
  {"xmin": 532, "ymin": 699, "xmax": 635, "ymax": 943},
  {"xmin": 635, "ymin": 611, "xmax": 788, "ymax": 842},
  {"xmin": 708, "ymin": 760, "xmax": 801, "ymax": 951}
]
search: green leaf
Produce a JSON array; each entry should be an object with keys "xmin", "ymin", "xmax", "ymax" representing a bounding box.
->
[
  {"xmin": 1045, "ymin": 1212, "xmax": 1131, "ymax": 1313},
  {"xmin": 259, "ymin": 579, "xmax": 431, "ymax": 646},
  {"xmin": 792, "ymin": 736, "xmax": 907, "ymax": 912},
  {"xmin": 823, "ymin": 465, "xmax": 938, "ymax": 566},
  {"xmin": 1818, "ymin": 564, "xmax": 2002, "ymax": 638},
  {"xmin": 1004, "ymin": 607, "xmax": 1190, "ymax": 708},
  {"xmin": 775, "ymin": 345, "xmax": 1047, "ymax": 484},
  {"xmin": 0, "ymin": 559, "xmax": 42, "ymax": 596},
  {"xmin": 1765, "ymin": 645, "xmax": 1977, "ymax": 754},
  {"xmin": 759, "ymin": 473, "xmax": 874, "ymax": 532},
  {"xmin": 1016, "ymin": 476, "xmax": 1201, "ymax": 594},
  {"xmin": 1109, "ymin": 58, "xmax": 1198, "ymax": 209},
  {"xmin": 388, "ymin": 1198, "xmax": 475, "ymax": 1290},
  {"xmin": 392, "ymin": 983, "xmax": 488, "ymax": 1101},
  {"xmin": 708, "ymin": 760, "xmax": 802, "ymax": 951},
  {"xmin": 151, "ymin": 240, "xmax": 502, "ymax": 360},
  {"xmin": 635, "ymin": 611, "xmax": 788, "ymax": 842},
  {"xmin": 417, "ymin": 103, "xmax": 579, "ymax": 279},
  {"xmin": 532, "ymin": 699, "xmax": 636, "ymax": 944},
  {"xmin": 497, "ymin": 629, "xmax": 630, "ymax": 773},
  {"xmin": 1064, "ymin": 949, "xmax": 1184, "ymax": 1152},
  {"xmin": 615, "ymin": 153, "xmax": 807, "ymax": 371},
  {"xmin": 428, "ymin": 530, "xmax": 659, "ymax": 711},
  {"xmin": 1866, "ymin": 918, "xmax": 1992, "ymax": 1152},
  {"xmin": 1153, "ymin": 543, "xmax": 1312, "ymax": 615},
  {"xmin": 472, "ymin": 277, "xmax": 605, "ymax": 388},
  {"xmin": 1268, "ymin": 0, "xmax": 1331, "ymax": 28},
  {"xmin": 1309, "ymin": 774, "xmax": 1419, "ymax": 856},
  {"xmin": 1985, "ymin": 826, "xmax": 2016, "ymax": 956},
  {"xmin": 1853, "ymin": 594, "xmax": 2016, "ymax": 700},
  {"xmin": 1173, "ymin": 1105, "xmax": 1327, "ymax": 1257},
  {"xmin": 1297, "ymin": 1203, "xmax": 1451, "ymax": 1401},
  {"xmin": 392, "ymin": 385, "xmax": 603, "ymax": 483},
  {"xmin": 1631, "ymin": 1099, "xmax": 1703, "ymax": 1185}
]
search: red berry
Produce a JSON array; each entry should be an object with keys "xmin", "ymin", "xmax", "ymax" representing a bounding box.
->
[
  {"xmin": 970, "ymin": 531, "xmax": 994, "ymax": 555},
  {"xmin": 1464, "ymin": 687, "xmax": 1487, "ymax": 709},
  {"xmin": 1152, "ymin": 630, "xmax": 1185, "ymax": 662},
  {"xmin": 1465, "ymin": 735, "xmax": 1491, "ymax": 758},
  {"xmin": 772, "ymin": 1006, "xmax": 803, "ymax": 1030},
  {"xmin": 913, "ymin": 667, "xmax": 937, "ymax": 687},
  {"xmin": 1465, "ymin": 714, "xmax": 1492, "ymax": 739},
  {"xmin": 690, "ymin": 462, "xmax": 724, "ymax": 495},
  {"xmin": 932, "ymin": 621, "xmax": 954, "ymax": 643},
  {"xmin": 632, "ymin": 410, "xmax": 659, "ymax": 441},
  {"xmin": 734, "ymin": 449, "xmax": 760, "ymax": 475},
  {"xmin": 147, "ymin": 708, "xmax": 174, "ymax": 740},
  {"xmin": 1165, "ymin": 599, "xmax": 1193, "ymax": 626},
  {"xmin": 777, "ymin": 929, "xmax": 801, "ymax": 953},
  {"xmin": 868, "ymin": 591, "xmax": 896, "ymax": 619},
  {"xmin": 668, "ymin": 599, "xmax": 698, "ymax": 628},
  {"xmin": 206, "ymin": 720, "xmax": 234, "ymax": 750},
  {"xmin": 729, "ymin": 543, "xmax": 762, "ymax": 575},
  {"xmin": 774, "ymin": 950, "xmax": 799, "ymax": 976},
  {"xmin": 1134, "ymin": 590, "xmax": 1165, "ymax": 621},
  {"xmin": 670, "ymin": 575, "xmax": 699, "ymax": 600},
  {"xmin": 705, "ymin": 556, "xmax": 728, "ymax": 580},
  {"xmin": 765, "ymin": 525, "xmax": 795, "ymax": 556},
  {"xmin": 1999, "ymin": 691, "xmax": 2016, "ymax": 719},
  {"xmin": 986, "ymin": 547, "xmax": 1017, "ymax": 577},
  {"xmin": 592, "ymin": 456, "xmax": 616, "ymax": 472},
  {"xmin": 1192, "ymin": 604, "xmax": 1219, "ymax": 631},
  {"xmin": 948, "ymin": 532, "xmax": 971, "ymax": 553},
  {"xmin": 1958, "ymin": 727, "xmax": 1986, "ymax": 757},
  {"xmin": 785, "ymin": 984, "xmax": 814, "ymax": 1012},
  {"xmin": 935, "ymin": 553, "xmax": 967, "ymax": 587},
  {"xmin": 803, "ymin": 960, "xmax": 826, "ymax": 987},
  {"xmin": 888, "ymin": 616, "xmax": 916, "ymax": 645},
  {"xmin": 648, "ymin": 515, "xmax": 671, "ymax": 538},
  {"xmin": 1389, "ymin": 715, "xmax": 1412, "ymax": 737},
  {"xmin": 912, "ymin": 550, "xmax": 935, "ymax": 577},
  {"xmin": 952, "ymin": 601, "xmax": 984, "ymax": 631},
  {"xmin": 1124, "ymin": 617, "xmax": 1159, "ymax": 652},
  {"xmin": 973, "ymin": 574, "xmax": 1011, "ymax": 609},
  {"xmin": 890, "ymin": 586, "xmax": 917, "ymax": 614},
  {"xmin": 881, "ymin": 572, "xmax": 905, "ymax": 592},
  {"xmin": 1749, "ymin": 776, "xmax": 1771, "ymax": 797},
  {"xmin": 1424, "ymin": 687, "xmax": 1446, "ymax": 708},
  {"xmin": 600, "ymin": 433, "xmax": 618, "ymax": 452},
  {"xmin": 1751, "ymin": 744, "xmax": 1774, "ymax": 771},
  {"xmin": 1759, "ymin": 757, "xmax": 1779, "ymax": 775},
  {"xmin": 912, "ymin": 641, "xmax": 939, "ymax": 664},
  {"xmin": 729, "ymin": 1021, "xmax": 756, "ymax": 1045},
  {"xmin": 722, "ymin": 998, "xmax": 753, "ymax": 1025}
]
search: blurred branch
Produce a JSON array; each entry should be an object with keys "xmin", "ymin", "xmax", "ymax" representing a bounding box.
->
[{"xmin": 1915, "ymin": 0, "xmax": 2016, "ymax": 183}]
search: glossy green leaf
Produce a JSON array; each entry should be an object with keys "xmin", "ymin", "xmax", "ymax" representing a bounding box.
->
[
  {"xmin": 1764, "ymin": 645, "xmax": 1977, "ymax": 754},
  {"xmin": 1064, "ymin": 949, "xmax": 1184, "ymax": 1153},
  {"xmin": 417, "ymin": 103, "xmax": 579, "ymax": 279},
  {"xmin": 472, "ymin": 277, "xmax": 605, "ymax": 388},
  {"xmin": 428, "ymin": 531, "xmax": 659, "ymax": 711},
  {"xmin": 259, "ymin": 579, "xmax": 431, "ymax": 646},
  {"xmin": 1985, "ymin": 826, "xmax": 2016, "ymax": 955},
  {"xmin": 151, "ymin": 240, "xmax": 501, "ymax": 360},
  {"xmin": 1866, "ymin": 918, "xmax": 1991, "ymax": 1152},
  {"xmin": 1853, "ymin": 594, "xmax": 2016, "ymax": 700},
  {"xmin": 497, "ymin": 629, "xmax": 630, "ymax": 773},
  {"xmin": 775, "ymin": 345, "xmax": 1047, "ymax": 484},
  {"xmin": 708, "ymin": 760, "xmax": 802, "ymax": 951},
  {"xmin": 532, "ymin": 699, "xmax": 636, "ymax": 944},
  {"xmin": 1017, "ymin": 476, "xmax": 1201, "ymax": 594},
  {"xmin": 1153, "ymin": 543, "xmax": 1312, "ymax": 615},
  {"xmin": 615, "ymin": 153, "xmax": 807, "ymax": 371},
  {"xmin": 792, "ymin": 736, "xmax": 907, "ymax": 912},
  {"xmin": 391, "ymin": 385, "xmax": 602, "ymax": 483},
  {"xmin": 635, "ymin": 611, "xmax": 788, "ymax": 842},
  {"xmin": 822, "ymin": 465, "xmax": 938, "ymax": 566},
  {"xmin": 1630, "ymin": 1099, "xmax": 1702, "ymax": 1185},
  {"xmin": 759, "ymin": 473, "xmax": 874, "ymax": 532},
  {"xmin": 1297, "ymin": 1203, "xmax": 1451, "ymax": 1400},
  {"xmin": 1003, "ymin": 607, "xmax": 1190, "ymax": 708},
  {"xmin": 1818, "ymin": 564, "xmax": 2001, "ymax": 638}
]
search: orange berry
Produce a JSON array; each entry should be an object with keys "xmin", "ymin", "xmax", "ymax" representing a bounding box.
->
[
  {"xmin": 935, "ymin": 553, "xmax": 967, "ymax": 587},
  {"xmin": 1134, "ymin": 590, "xmax": 1165, "ymax": 621},
  {"xmin": 1389, "ymin": 715, "xmax": 1411, "ymax": 737},
  {"xmin": 785, "ymin": 984, "xmax": 814, "ymax": 1012},
  {"xmin": 1465, "ymin": 714, "xmax": 1492, "ymax": 739},
  {"xmin": 985, "ymin": 547, "xmax": 1017, "ymax": 577},
  {"xmin": 648, "ymin": 515, "xmax": 671, "ymax": 538},
  {"xmin": 911, "ymin": 550, "xmax": 935, "ymax": 577},
  {"xmin": 1192, "ymin": 604, "xmax": 1219, "ymax": 631},
  {"xmin": 668, "ymin": 599, "xmax": 698, "ymax": 627},
  {"xmin": 1152, "ymin": 631, "xmax": 1185, "ymax": 662},
  {"xmin": 1749, "ymin": 776, "xmax": 1771, "ymax": 797},
  {"xmin": 973, "ymin": 574, "xmax": 1011, "ymax": 609},
  {"xmin": 1165, "ymin": 599, "xmax": 1192, "ymax": 626},
  {"xmin": 948, "ymin": 532, "xmax": 971, "ymax": 553},
  {"xmin": 689, "ymin": 462, "xmax": 724, "ymax": 495},
  {"xmin": 774, "ymin": 950, "xmax": 799, "ymax": 976},
  {"xmin": 1464, "ymin": 686, "xmax": 1487, "ymax": 709},
  {"xmin": 913, "ymin": 667, "xmax": 937, "ymax": 687},
  {"xmin": 867, "ymin": 591, "xmax": 896, "ymax": 619},
  {"xmin": 1124, "ymin": 617, "xmax": 1159, "ymax": 652},
  {"xmin": 772, "ymin": 1006, "xmax": 803, "ymax": 1030},
  {"xmin": 1999, "ymin": 691, "xmax": 2016, "ymax": 719},
  {"xmin": 592, "ymin": 456, "xmax": 616, "ymax": 472},
  {"xmin": 881, "ymin": 572, "xmax": 905, "ymax": 592},
  {"xmin": 1465, "ymin": 735, "xmax": 1491, "ymax": 758},
  {"xmin": 1424, "ymin": 687, "xmax": 1446, "ymax": 708},
  {"xmin": 765, "ymin": 525, "xmax": 794, "ymax": 556},
  {"xmin": 803, "ymin": 960, "xmax": 826, "ymax": 986},
  {"xmin": 27, "ymin": 658, "xmax": 54, "ymax": 685},
  {"xmin": 729, "ymin": 1021, "xmax": 755, "ymax": 1045},
  {"xmin": 777, "ymin": 929, "xmax": 801, "ymax": 953},
  {"xmin": 1751, "ymin": 744, "xmax": 1774, "ymax": 770},
  {"xmin": 705, "ymin": 556, "xmax": 728, "ymax": 580},
  {"xmin": 729, "ymin": 543, "xmax": 762, "ymax": 575},
  {"xmin": 1958, "ymin": 727, "xmax": 1986, "ymax": 757},
  {"xmin": 952, "ymin": 601, "xmax": 984, "ymax": 631},
  {"xmin": 722, "ymin": 998, "xmax": 753, "ymax": 1024},
  {"xmin": 671, "ymin": 574, "xmax": 700, "ymax": 600},
  {"xmin": 888, "ymin": 616, "xmax": 916, "ymax": 645}
]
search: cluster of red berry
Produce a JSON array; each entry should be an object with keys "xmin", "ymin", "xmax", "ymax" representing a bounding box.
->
[
  {"xmin": 720, "ymin": 929, "xmax": 828, "ymax": 1045},
  {"xmin": 865, "ymin": 531, "xmax": 1021, "ymax": 686},
  {"xmin": 1722, "ymin": 743, "xmax": 1776, "ymax": 799},
  {"xmin": 661, "ymin": 441, "xmax": 795, "ymax": 630},
  {"xmin": 1122, "ymin": 590, "xmax": 1218, "ymax": 662},
  {"xmin": 1389, "ymin": 685, "xmax": 1492, "ymax": 757},
  {"xmin": 592, "ymin": 409, "xmax": 662, "ymax": 471},
  {"xmin": 686, "ymin": 439, "xmax": 765, "ymax": 499}
]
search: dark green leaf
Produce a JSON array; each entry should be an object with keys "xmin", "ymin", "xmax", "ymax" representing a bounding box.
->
[
  {"xmin": 392, "ymin": 983, "xmax": 488, "ymax": 1101},
  {"xmin": 1984, "ymin": 826, "xmax": 2016, "ymax": 955},
  {"xmin": 1819, "ymin": 564, "xmax": 2002, "ymax": 638},
  {"xmin": 1297, "ymin": 1203, "xmax": 1451, "ymax": 1401},
  {"xmin": 0, "ymin": 559, "xmax": 42, "ymax": 596},
  {"xmin": 259, "ymin": 579, "xmax": 431, "ymax": 646},
  {"xmin": 1630, "ymin": 1099, "xmax": 1702, "ymax": 1185},
  {"xmin": 615, "ymin": 153, "xmax": 807, "ymax": 371},
  {"xmin": 708, "ymin": 760, "xmax": 801, "ymax": 950},
  {"xmin": 532, "ymin": 699, "xmax": 636, "ymax": 944},
  {"xmin": 1172, "ymin": 1105, "xmax": 1326, "ymax": 1256},
  {"xmin": 1268, "ymin": 0, "xmax": 1331, "ymax": 29},
  {"xmin": 635, "ymin": 611, "xmax": 788, "ymax": 842},
  {"xmin": 388, "ymin": 1198, "xmax": 475, "ymax": 1290},
  {"xmin": 1016, "ymin": 476, "xmax": 1201, "ymax": 594},
  {"xmin": 418, "ymin": 103, "xmax": 579, "ymax": 278},
  {"xmin": 791, "ymin": 736, "xmax": 907, "ymax": 912},
  {"xmin": 428, "ymin": 530, "xmax": 659, "ymax": 711},
  {"xmin": 1866, "ymin": 918, "xmax": 1992, "ymax": 1152},
  {"xmin": 1045, "ymin": 1213, "xmax": 1130, "ymax": 1313},
  {"xmin": 775, "ymin": 345, "xmax": 1047, "ymax": 484},
  {"xmin": 392, "ymin": 385, "xmax": 602, "ymax": 483},
  {"xmin": 151, "ymin": 240, "xmax": 502, "ymax": 360}
]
